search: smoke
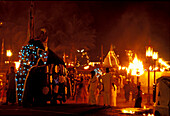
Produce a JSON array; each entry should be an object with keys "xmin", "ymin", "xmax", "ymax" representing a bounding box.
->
[{"xmin": 104, "ymin": 2, "xmax": 170, "ymax": 62}]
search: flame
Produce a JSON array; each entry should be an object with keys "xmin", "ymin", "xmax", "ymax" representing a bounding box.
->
[
  {"xmin": 127, "ymin": 54, "xmax": 144, "ymax": 76},
  {"xmin": 119, "ymin": 66, "xmax": 121, "ymax": 70},
  {"xmin": 152, "ymin": 52, "xmax": 158, "ymax": 60},
  {"xmin": 84, "ymin": 65, "xmax": 89, "ymax": 70},
  {"xmin": 149, "ymin": 66, "xmax": 152, "ymax": 71},
  {"xmin": 160, "ymin": 68, "xmax": 165, "ymax": 72},
  {"xmin": 144, "ymin": 105, "xmax": 146, "ymax": 109},
  {"xmin": 6, "ymin": 50, "xmax": 12, "ymax": 57},
  {"xmin": 122, "ymin": 109, "xmax": 135, "ymax": 114},
  {"xmin": 154, "ymin": 67, "xmax": 159, "ymax": 71},
  {"xmin": 122, "ymin": 67, "xmax": 126, "ymax": 70},
  {"xmin": 146, "ymin": 46, "xmax": 153, "ymax": 57},
  {"xmin": 14, "ymin": 61, "xmax": 21, "ymax": 70},
  {"xmin": 158, "ymin": 58, "xmax": 170, "ymax": 69}
]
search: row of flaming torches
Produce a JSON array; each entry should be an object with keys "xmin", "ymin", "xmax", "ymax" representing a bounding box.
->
[
  {"xmin": 11, "ymin": 46, "xmax": 170, "ymax": 74},
  {"xmin": 118, "ymin": 47, "xmax": 170, "ymax": 76},
  {"xmin": 119, "ymin": 56, "xmax": 170, "ymax": 76}
]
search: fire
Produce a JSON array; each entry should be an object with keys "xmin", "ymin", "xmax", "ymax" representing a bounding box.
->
[
  {"xmin": 158, "ymin": 58, "xmax": 170, "ymax": 69},
  {"xmin": 122, "ymin": 109, "xmax": 135, "ymax": 114},
  {"xmin": 149, "ymin": 66, "xmax": 152, "ymax": 71},
  {"xmin": 127, "ymin": 54, "xmax": 144, "ymax": 76},
  {"xmin": 84, "ymin": 65, "xmax": 89, "ymax": 70},
  {"xmin": 6, "ymin": 50, "xmax": 12, "ymax": 57},
  {"xmin": 144, "ymin": 105, "xmax": 146, "ymax": 109},
  {"xmin": 146, "ymin": 46, "xmax": 153, "ymax": 57},
  {"xmin": 14, "ymin": 61, "xmax": 21, "ymax": 70}
]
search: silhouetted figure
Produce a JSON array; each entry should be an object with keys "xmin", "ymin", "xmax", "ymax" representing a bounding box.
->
[
  {"xmin": 123, "ymin": 80, "xmax": 131, "ymax": 102},
  {"xmin": 131, "ymin": 80, "xmax": 137, "ymax": 101},
  {"xmin": 102, "ymin": 68, "xmax": 114, "ymax": 107},
  {"xmin": 134, "ymin": 85, "xmax": 142, "ymax": 108},
  {"xmin": 76, "ymin": 77, "xmax": 86, "ymax": 103},
  {"xmin": 66, "ymin": 76, "xmax": 71, "ymax": 99},
  {"xmin": 58, "ymin": 74, "xmax": 66, "ymax": 103},
  {"xmin": 3, "ymin": 66, "xmax": 16, "ymax": 105},
  {"xmin": 88, "ymin": 71, "xmax": 98, "ymax": 105},
  {"xmin": 69, "ymin": 70, "xmax": 75, "ymax": 98}
]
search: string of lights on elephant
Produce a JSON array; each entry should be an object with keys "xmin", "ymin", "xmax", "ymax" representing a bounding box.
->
[{"xmin": 15, "ymin": 44, "xmax": 48, "ymax": 103}]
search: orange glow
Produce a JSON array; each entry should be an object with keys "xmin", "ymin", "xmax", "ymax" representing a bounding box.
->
[
  {"xmin": 84, "ymin": 65, "xmax": 89, "ymax": 70},
  {"xmin": 127, "ymin": 54, "xmax": 144, "ymax": 76},
  {"xmin": 108, "ymin": 51, "xmax": 119, "ymax": 67},
  {"xmin": 6, "ymin": 50, "xmax": 12, "ymax": 57},
  {"xmin": 121, "ymin": 109, "xmax": 135, "ymax": 114},
  {"xmin": 149, "ymin": 66, "xmax": 152, "ymax": 71},
  {"xmin": 146, "ymin": 46, "xmax": 153, "ymax": 57},
  {"xmin": 14, "ymin": 61, "xmax": 20, "ymax": 70},
  {"xmin": 119, "ymin": 66, "xmax": 121, "ymax": 70},
  {"xmin": 0, "ymin": 79, "xmax": 2, "ymax": 86},
  {"xmin": 122, "ymin": 67, "xmax": 126, "ymax": 70},
  {"xmin": 152, "ymin": 52, "xmax": 158, "ymax": 60},
  {"xmin": 160, "ymin": 68, "xmax": 165, "ymax": 72},
  {"xmin": 5, "ymin": 61, "xmax": 10, "ymax": 64},
  {"xmin": 158, "ymin": 58, "xmax": 170, "ymax": 69},
  {"xmin": 154, "ymin": 67, "xmax": 159, "ymax": 71},
  {"xmin": 144, "ymin": 105, "xmax": 146, "ymax": 109}
]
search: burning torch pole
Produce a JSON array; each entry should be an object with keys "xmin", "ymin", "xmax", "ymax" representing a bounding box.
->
[
  {"xmin": 152, "ymin": 51, "xmax": 158, "ymax": 103},
  {"xmin": 146, "ymin": 46, "xmax": 153, "ymax": 106}
]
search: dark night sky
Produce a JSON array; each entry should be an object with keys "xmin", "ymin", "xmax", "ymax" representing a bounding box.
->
[{"xmin": 0, "ymin": 1, "xmax": 169, "ymax": 63}]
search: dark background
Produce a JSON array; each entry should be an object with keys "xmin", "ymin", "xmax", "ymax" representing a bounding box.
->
[{"xmin": 0, "ymin": 1, "xmax": 169, "ymax": 63}]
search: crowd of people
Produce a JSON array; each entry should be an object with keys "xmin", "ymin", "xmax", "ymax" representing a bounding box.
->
[{"xmin": 0, "ymin": 66, "xmax": 142, "ymax": 108}]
